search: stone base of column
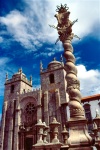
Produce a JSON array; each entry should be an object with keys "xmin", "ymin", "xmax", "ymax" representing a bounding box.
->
[{"xmin": 67, "ymin": 118, "xmax": 93, "ymax": 148}]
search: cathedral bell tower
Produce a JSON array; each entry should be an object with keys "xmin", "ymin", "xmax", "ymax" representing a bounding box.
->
[
  {"xmin": 1, "ymin": 68, "xmax": 32, "ymax": 150},
  {"xmin": 4, "ymin": 68, "xmax": 32, "ymax": 101},
  {"xmin": 40, "ymin": 57, "xmax": 69, "ymax": 129}
]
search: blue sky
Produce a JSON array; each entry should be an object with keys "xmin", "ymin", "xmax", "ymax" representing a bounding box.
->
[{"xmin": 0, "ymin": 0, "xmax": 100, "ymax": 115}]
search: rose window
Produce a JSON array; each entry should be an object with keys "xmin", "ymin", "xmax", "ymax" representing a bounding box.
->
[{"xmin": 25, "ymin": 103, "xmax": 35, "ymax": 115}]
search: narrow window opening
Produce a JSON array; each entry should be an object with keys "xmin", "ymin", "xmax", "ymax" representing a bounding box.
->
[
  {"xmin": 11, "ymin": 85, "xmax": 14, "ymax": 93},
  {"xmin": 49, "ymin": 74, "xmax": 54, "ymax": 83},
  {"xmin": 83, "ymin": 103, "xmax": 93, "ymax": 133},
  {"xmin": 83, "ymin": 103, "xmax": 92, "ymax": 121}
]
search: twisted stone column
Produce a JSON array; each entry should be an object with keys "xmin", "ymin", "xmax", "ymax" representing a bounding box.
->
[
  {"xmin": 54, "ymin": 4, "xmax": 85, "ymax": 120},
  {"xmin": 52, "ymin": 4, "xmax": 93, "ymax": 149},
  {"xmin": 63, "ymin": 38, "xmax": 93, "ymax": 149},
  {"xmin": 63, "ymin": 39, "xmax": 85, "ymax": 119}
]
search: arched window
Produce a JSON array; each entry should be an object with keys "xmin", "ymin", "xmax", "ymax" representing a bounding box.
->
[{"xmin": 49, "ymin": 73, "xmax": 55, "ymax": 83}]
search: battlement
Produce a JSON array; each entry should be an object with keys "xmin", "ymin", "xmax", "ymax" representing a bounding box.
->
[
  {"xmin": 5, "ymin": 69, "xmax": 32, "ymax": 87},
  {"xmin": 5, "ymin": 76, "xmax": 32, "ymax": 86},
  {"xmin": 40, "ymin": 57, "xmax": 64, "ymax": 74}
]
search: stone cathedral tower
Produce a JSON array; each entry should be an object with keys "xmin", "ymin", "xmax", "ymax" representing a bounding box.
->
[
  {"xmin": 40, "ymin": 58, "xmax": 68, "ymax": 126},
  {"xmin": 0, "ymin": 58, "xmax": 69, "ymax": 150}
]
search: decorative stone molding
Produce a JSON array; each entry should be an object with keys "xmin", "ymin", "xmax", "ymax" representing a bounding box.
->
[
  {"xmin": 49, "ymin": 118, "xmax": 60, "ymax": 143},
  {"xmin": 61, "ymin": 125, "xmax": 69, "ymax": 145},
  {"xmin": 35, "ymin": 119, "xmax": 45, "ymax": 145}
]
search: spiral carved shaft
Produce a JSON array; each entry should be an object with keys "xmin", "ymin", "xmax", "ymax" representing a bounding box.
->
[
  {"xmin": 63, "ymin": 40, "xmax": 85, "ymax": 119},
  {"xmin": 54, "ymin": 4, "xmax": 85, "ymax": 119}
]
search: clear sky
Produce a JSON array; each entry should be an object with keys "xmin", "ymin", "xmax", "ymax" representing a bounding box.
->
[{"xmin": 0, "ymin": 0, "xmax": 100, "ymax": 116}]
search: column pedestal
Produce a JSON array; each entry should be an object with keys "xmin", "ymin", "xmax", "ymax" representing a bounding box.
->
[{"xmin": 68, "ymin": 119, "xmax": 93, "ymax": 149}]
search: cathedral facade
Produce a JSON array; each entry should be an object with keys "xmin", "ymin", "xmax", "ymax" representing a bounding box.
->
[{"xmin": 0, "ymin": 58, "xmax": 69, "ymax": 150}]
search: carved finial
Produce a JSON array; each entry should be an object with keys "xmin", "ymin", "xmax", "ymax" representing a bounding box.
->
[
  {"xmin": 36, "ymin": 119, "xmax": 45, "ymax": 127},
  {"xmin": 18, "ymin": 68, "xmax": 22, "ymax": 74},
  {"xmin": 96, "ymin": 109, "xmax": 99, "ymax": 117},
  {"xmin": 51, "ymin": 117, "xmax": 60, "ymax": 124},
  {"xmin": 30, "ymin": 75, "xmax": 32, "ymax": 81},
  {"xmin": 40, "ymin": 61, "xmax": 43, "ymax": 72},
  {"xmin": 61, "ymin": 125, "xmax": 68, "ymax": 144},
  {"xmin": 50, "ymin": 117, "xmax": 60, "ymax": 143},
  {"xmin": 38, "ymin": 119, "xmax": 42, "ymax": 123},
  {"xmin": 55, "ymin": 4, "xmax": 79, "ymax": 41},
  {"xmin": 93, "ymin": 122, "xmax": 97, "ymax": 130},
  {"xmin": 62, "ymin": 125, "xmax": 68, "ymax": 133},
  {"xmin": 53, "ymin": 117, "xmax": 56, "ymax": 122},
  {"xmin": 63, "ymin": 125, "xmax": 67, "ymax": 131},
  {"xmin": 30, "ymin": 75, "xmax": 32, "ymax": 84},
  {"xmin": 6, "ymin": 72, "xmax": 8, "ymax": 81},
  {"xmin": 53, "ymin": 57, "xmax": 56, "ymax": 61}
]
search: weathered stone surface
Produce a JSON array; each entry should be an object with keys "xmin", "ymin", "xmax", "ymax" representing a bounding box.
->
[{"xmin": 0, "ymin": 58, "xmax": 68, "ymax": 150}]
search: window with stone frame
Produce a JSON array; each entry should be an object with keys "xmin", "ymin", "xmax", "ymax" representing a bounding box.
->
[
  {"xmin": 83, "ymin": 103, "xmax": 92, "ymax": 121},
  {"xmin": 83, "ymin": 103, "xmax": 93, "ymax": 132},
  {"xmin": 49, "ymin": 73, "xmax": 55, "ymax": 84}
]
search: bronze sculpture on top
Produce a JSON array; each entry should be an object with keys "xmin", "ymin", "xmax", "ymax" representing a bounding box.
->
[{"xmin": 51, "ymin": 4, "xmax": 93, "ymax": 149}]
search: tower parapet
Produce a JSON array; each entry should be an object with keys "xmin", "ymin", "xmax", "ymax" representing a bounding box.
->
[
  {"xmin": 4, "ymin": 69, "xmax": 32, "ymax": 102},
  {"xmin": 40, "ymin": 58, "xmax": 64, "ymax": 74},
  {"xmin": 5, "ymin": 69, "xmax": 32, "ymax": 87}
]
